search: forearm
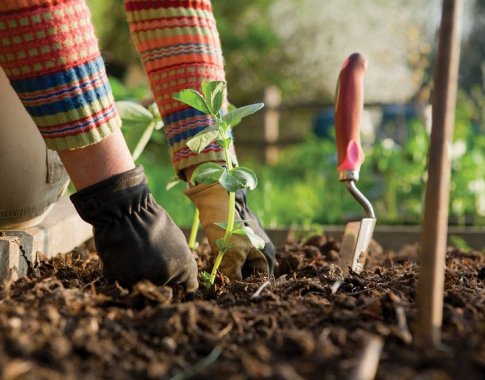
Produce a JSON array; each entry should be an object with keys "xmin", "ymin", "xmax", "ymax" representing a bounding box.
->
[
  {"xmin": 125, "ymin": 0, "xmax": 237, "ymax": 178},
  {"xmin": 0, "ymin": 0, "xmax": 121, "ymax": 151}
]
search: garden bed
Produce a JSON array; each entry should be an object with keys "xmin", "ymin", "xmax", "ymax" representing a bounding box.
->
[{"xmin": 0, "ymin": 236, "xmax": 483, "ymax": 379}]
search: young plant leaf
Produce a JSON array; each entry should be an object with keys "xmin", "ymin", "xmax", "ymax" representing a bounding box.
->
[
  {"xmin": 147, "ymin": 103, "xmax": 164, "ymax": 130},
  {"xmin": 214, "ymin": 222, "xmax": 228, "ymax": 230},
  {"xmin": 217, "ymin": 137, "xmax": 232, "ymax": 149},
  {"xmin": 231, "ymin": 228, "xmax": 247, "ymax": 236},
  {"xmin": 131, "ymin": 122, "xmax": 156, "ymax": 161},
  {"xmin": 231, "ymin": 225, "xmax": 265, "ymax": 249},
  {"xmin": 242, "ymin": 226, "xmax": 265, "ymax": 249},
  {"xmin": 202, "ymin": 81, "xmax": 226, "ymax": 115},
  {"xmin": 215, "ymin": 237, "xmax": 234, "ymax": 251},
  {"xmin": 192, "ymin": 163, "xmax": 226, "ymax": 185},
  {"xmin": 223, "ymin": 103, "xmax": 264, "ymax": 127},
  {"xmin": 231, "ymin": 167, "xmax": 258, "ymax": 190},
  {"xmin": 166, "ymin": 175, "xmax": 182, "ymax": 191},
  {"xmin": 215, "ymin": 238, "xmax": 226, "ymax": 252},
  {"xmin": 216, "ymin": 221, "xmax": 246, "ymax": 232},
  {"xmin": 219, "ymin": 170, "xmax": 246, "ymax": 192},
  {"xmin": 187, "ymin": 126, "xmax": 220, "ymax": 153},
  {"xmin": 201, "ymin": 271, "xmax": 212, "ymax": 287},
  {"xmin": 117, "ymin": 102, "xmax": 158, "ymax": 160},
  {"xmin": 117, "ymin": 101, "xmax": 154, "ymax": 124},
  {"xmin": 154, "ymin": 121, "xmax": 164, "ymax": 130},
  {"xmin": 173, "ymin": 89, "xmax": 211, "ymax": 115},
  {"xmin": 148, "ymin": 102, "xmax": 162, "ymax": 120}
]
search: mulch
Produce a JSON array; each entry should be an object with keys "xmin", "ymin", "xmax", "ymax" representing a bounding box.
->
[{"xmin": 0, "ymin": 235, "xmax": 483, "ymax": 380}]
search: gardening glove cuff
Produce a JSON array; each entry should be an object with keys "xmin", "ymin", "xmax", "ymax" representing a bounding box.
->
[
  {"xmin": 70, "ymin": 166, "xmax": 198, "ymax": 291},
  {"xmin": 185, "ymin": 183, "xmax": 275, "ymax": 280}
]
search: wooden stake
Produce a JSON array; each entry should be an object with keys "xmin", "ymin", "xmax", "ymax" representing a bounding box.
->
[{"xmin": 417, "ymin": 0, "xmax": 463, "ymax": 347}]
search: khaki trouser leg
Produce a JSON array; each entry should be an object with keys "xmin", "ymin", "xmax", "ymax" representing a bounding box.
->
[{"xmin": 0, "ymin": 67, "xmax": 69, "ymax": 230}]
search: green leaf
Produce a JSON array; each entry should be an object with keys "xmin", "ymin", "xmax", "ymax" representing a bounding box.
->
[
  {"xmin": 148, "ymin": 102, "xmax": 161, "ymax": 121},
  {"xmin": 217, "ymin": 137, "xmax": 232, "ymax": 149},
  {"xmin": 214, "ymin": 222, "xmax": 228, "ymax": 230},
  {"xmin": 146, "ymin": 102, "xmax": 164, "ymax": 129},
  {"xmin": 186, "ymin": 127, "xmax": 220, "ymax": 153},
  {"xmin": 219, "ymin": 167, "xmax": 258, "ymax": 192},
  {"xmin": 202, "ymin": 81, "xmax": 226, "ymax": 115},
  {"xmin": 154, "ymin": 121, "xmax": 164, "ymax": 130},
  {"xmin": 231, "ymin": 225, "xmax": 264, "ymax": 249},
  {"xmin": 232, "ymin": 167, "xmax": 258, "ymax": 190},
  {"xmin": 117, "ymin": 101, "xmax": 154, "ymax": 124},
  {"xmin": 216, "ymin": 238, "xmax": 232, "ymax": 252},
  {"xmin": 231, "ymin": 228, "xmax": 247, "ymax": 236},
  {"xmin": 131, "ymin": 122, "xmax": 156, "ymax": 161},
  {"xmin": 166, "ymin": 175, "xmax": 182, "ymax": 191},
  {"xmin": 216, "ymin": 220, "xmax": 246, "ymax": 232},
  {"xmin": 219, "ymin": 170, "xmax": 245, "ymax": 192},
  {"xmin": 201, "ymin": 271, "xmax": 212, "ymax": 287},
  {"xmin": 119, "ymin": 101, "xmax": 157, "ymax": 159},
  {"xmin": 242, "ymin": 226, "xmax": 265, "ymax": 249},
  {"xmin": 223, "ymin": 103, "xmax": 264, "ymax": 127},
  {"xmin": 191, "ymin": 163, "xmax": 226, "ymax": 185},
  {"xmin": 173, "ymin": 89, "xmax": 211, "ymax": 115}
]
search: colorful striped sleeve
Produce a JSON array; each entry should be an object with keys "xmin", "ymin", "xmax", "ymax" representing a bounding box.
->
[
  {"xmin": 125, "ymin": 0, "xmax": 237, "ymax": 177},
  {"xmin": 0, "ymin": 0, "xmax": 121, "ymax": 150}
]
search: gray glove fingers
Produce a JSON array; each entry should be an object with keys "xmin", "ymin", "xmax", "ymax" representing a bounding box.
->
[
  {"xmin": 181, "ymin": 259, "xmax": 199, "ymax": 294},
  {"xmin": 260, "ymin": 241, "xmax": 276, "ymax": 275},
  {"xmin": 165, "ymin": 253, "xmax": 199, "ymax": 293},
  {"xmin": 242, "ymin": 247, "xmax": 270, "ymax": 278}
]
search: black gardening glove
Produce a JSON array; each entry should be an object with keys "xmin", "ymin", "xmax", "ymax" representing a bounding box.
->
[{"xmin": 70, "ymin": 166, "xmax": 198, "ymax": 291}]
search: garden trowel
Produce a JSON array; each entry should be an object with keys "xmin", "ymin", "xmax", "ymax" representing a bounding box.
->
[{"xmin": 334, "ymin": 53, "xmax": 376, "ymax": 276}]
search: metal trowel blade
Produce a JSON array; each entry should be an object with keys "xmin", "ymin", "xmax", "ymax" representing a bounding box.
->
[{"xmin": 339, "ymin": 218, "xmax": 376, "ymax": 276}]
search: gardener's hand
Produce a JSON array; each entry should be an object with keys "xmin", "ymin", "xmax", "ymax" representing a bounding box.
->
[
  {"xmin": 70, "ymin": 166, "xmax": 198, "ymax": 292},
  {"xmin": 185, "ymin": 182, "xmax": 276, "ymax": 280}
]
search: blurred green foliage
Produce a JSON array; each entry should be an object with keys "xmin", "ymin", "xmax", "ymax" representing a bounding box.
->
[
  {"xmin": 87, "ymin": 1, "xmax": 484, "ymax": 227},
  {"xmin": 87, "ymin": 0, "xmax": 138, "ymax": 69},
  {"xmin": 211, "ymin": 0, "xmax": 292, "ymax": 104},
  {"xmin": 129, "ymin": 89, "xmax": 485, "ymax": 227}
]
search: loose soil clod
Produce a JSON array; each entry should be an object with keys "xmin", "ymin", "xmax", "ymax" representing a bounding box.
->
[{"xmin": 0, "ymin": 236, "xmax": 483, "ymax": 379}]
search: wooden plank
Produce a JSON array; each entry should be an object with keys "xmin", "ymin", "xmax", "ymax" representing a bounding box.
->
[
  {"xmin": 0, "ymin": 196, "xmax": 92, "ymax": 282},
  {"xmin": 0, "ymin": 237, "xmax": 20, "ymax": 283},
  {"xmin": 182, "ymin": 225, "xmax": 485, "ymax": 251}
]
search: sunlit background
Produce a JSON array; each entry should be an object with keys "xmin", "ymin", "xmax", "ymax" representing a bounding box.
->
[{"xmin": 87, "ymin": 0, "xmax": 485, "ymax": 228}]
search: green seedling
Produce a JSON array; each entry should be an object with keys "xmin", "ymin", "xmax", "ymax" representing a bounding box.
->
[
  {"xmin": 116, "ymin": 101, "xmax": 164, "ymax": 161},
  {"xmin": 165, "ymin": 175, "xmax": 200, "ymax": 250},
  {"xmin": 174, "ymin": 81, "xmax": 265, "ymax": 287}
]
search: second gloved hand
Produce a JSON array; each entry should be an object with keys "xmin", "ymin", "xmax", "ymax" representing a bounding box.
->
[
  {"xmin": 185, "ymin": 183, "xmax": 276, "ymax": 281},
  {"xmin": 70, "ymin": 166, "xmax": 198, "ymax": 292}
]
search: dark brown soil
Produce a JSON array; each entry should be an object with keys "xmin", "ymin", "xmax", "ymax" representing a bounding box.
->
[{"xmin": 0, "ymin": 236, "xmax": 483, "ymax": 380}]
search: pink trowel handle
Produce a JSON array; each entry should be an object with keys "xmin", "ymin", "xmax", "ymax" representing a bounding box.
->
[{"xmin": 334, "ymin": 53, "xmax": 368, "ymax": 178}]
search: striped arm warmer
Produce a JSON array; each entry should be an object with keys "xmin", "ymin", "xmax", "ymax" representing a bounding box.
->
[
  {"xmin": 0, "ymin": 0, "xmax": 121, "ymax": 150},
  {"xmin": 125, "ymin": 0, "xmax": 237, "ymax": 176}
]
